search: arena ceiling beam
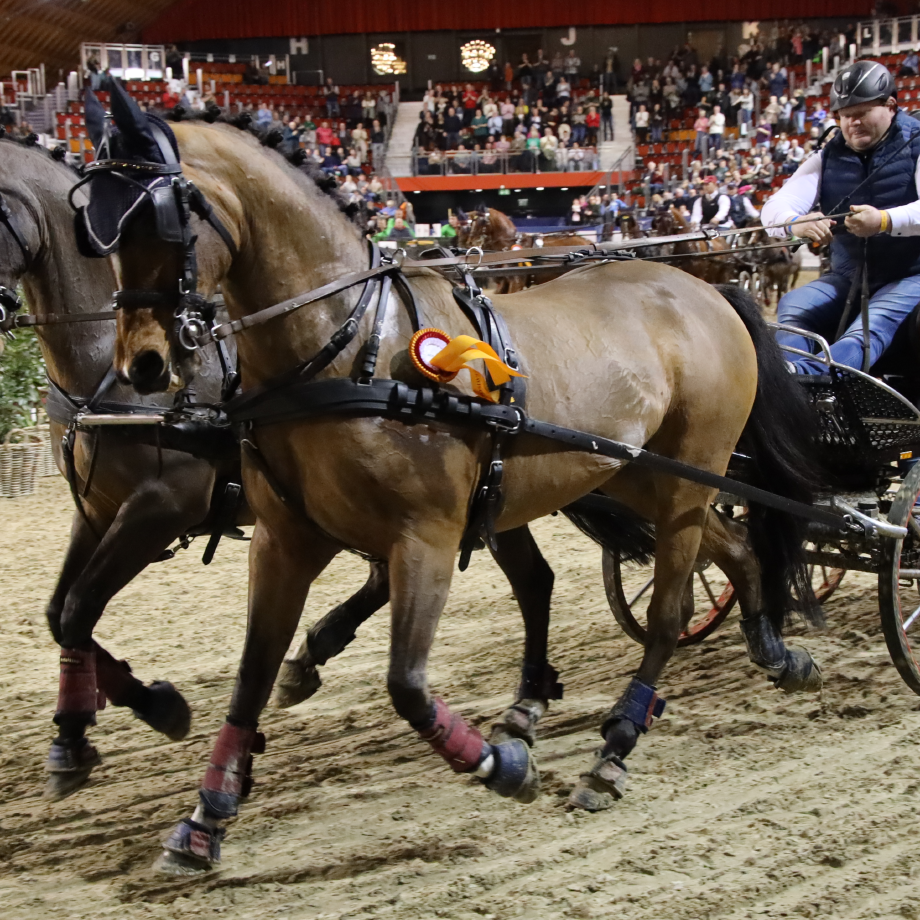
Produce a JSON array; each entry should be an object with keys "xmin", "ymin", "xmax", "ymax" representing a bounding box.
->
[{"xmin": 0, "ymin": 0, "xmax": 176, "ymax": 78}]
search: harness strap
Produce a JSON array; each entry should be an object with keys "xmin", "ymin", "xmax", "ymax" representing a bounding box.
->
[
  {"xmin": 13, "ymin": 309, "xmax": 117, "ymax": 327},
  {"xmin": 224, "ymin": 376, "xmax": 849, "ymax": 532},
  {"xmin": 189, "ymin": 186, "xmax": 239, "ymax": 261},
  {"xmin": 209, "ymin": 262, "xmax": 394, "ymax": 344}
]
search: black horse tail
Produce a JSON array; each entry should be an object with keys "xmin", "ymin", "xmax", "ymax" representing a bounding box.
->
[
  {"xmin": 562, "ymin": 494, "xmax": 656, "ymax": 565},
  {"xmin": 715, "ymin": 284, "xmax": 830, "ymax": 629}
]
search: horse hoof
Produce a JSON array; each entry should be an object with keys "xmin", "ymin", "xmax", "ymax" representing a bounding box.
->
[
  {"xmin": 484, "ymin": 739, "xmax": 541, "ymax": 804},
  {"xmin": 43, "ymin": 739, "xmax": 102, "ymax": 801},
  {"xmin": 567, "ymin": 753, "xmax": 627, "ymax": 812},
  {"xmin": 774, "ymin": 647, "xmax": 823, "ymax": 694},
  {"xmin": 153, "ymin": 849, "xmax": 215, "ymax": 876},
  {"xmin": 488, "ymin": 700, "xmax": 544, "ymax": 747},
  {"xmin": 274, "ymin": 658, "xmax": 322, "ymax": 708},
  {"xmin": 135, "ymin": 681, "xmax": 192, "ymax": 741},
  {"xmin": 156, "ymin": 818, "xmax": 223, "ymax": 875}
]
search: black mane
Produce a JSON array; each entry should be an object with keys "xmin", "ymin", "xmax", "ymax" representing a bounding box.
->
[{"xmin": 157, "ymin": 106, "xmax": 366, "ymax": 227}]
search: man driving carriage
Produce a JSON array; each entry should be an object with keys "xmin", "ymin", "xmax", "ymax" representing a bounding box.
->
[
  {"xmin": 691, "ymin": 175, "xmax": 732, "ymax": 229},
  {"xmin": 763, "ymin": 61, "xmax": 920, "ymax": 375}
]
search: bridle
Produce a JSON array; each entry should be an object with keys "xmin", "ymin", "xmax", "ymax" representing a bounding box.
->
[
  {"xmin": 74, "ymin": 113, "xmax": 240, "ymax": 394},
  {"xmin": 0, "ymin": 187, "xmax": 33, "ymax": 331}
]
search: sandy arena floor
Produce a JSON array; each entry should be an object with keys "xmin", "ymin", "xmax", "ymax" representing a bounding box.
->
[{"xmin": 2, "ymin": 472, "xmax": 920, "ymax": 920}]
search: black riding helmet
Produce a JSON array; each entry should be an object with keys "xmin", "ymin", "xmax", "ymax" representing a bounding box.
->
[{"xmin": 830, "ymin": 60, "xmax": 896, "ymax": 112}]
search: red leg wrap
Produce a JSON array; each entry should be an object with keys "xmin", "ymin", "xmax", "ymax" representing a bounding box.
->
[
  {"xmin": 54, "ymin": 647, "xmax": 103, "ymax": 724},
  {"xmin": 202, "ymin": 722, "xmax": 266, "ymax": 799},
  {"xmin": 417, "ymin": 699, "xmax": 488, "ymax": 773}
]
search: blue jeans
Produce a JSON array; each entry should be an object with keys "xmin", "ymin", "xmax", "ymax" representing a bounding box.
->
[{"xmin": 776, "ymin": 271, "xmax": 920, "ymax": 374}]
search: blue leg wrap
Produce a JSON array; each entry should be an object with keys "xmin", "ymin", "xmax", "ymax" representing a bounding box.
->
[
  {"xmin": 602, "ymin": 678, "xmax": 666, "ymax": 737},
  {"xmin": 163, "ymin": 818, "xmax": 225, "ymax": 866}
]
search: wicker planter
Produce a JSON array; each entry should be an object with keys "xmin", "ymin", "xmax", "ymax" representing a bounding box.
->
[
  {"xmin": 0, "ymin": 428, "xmax": 43, "ymax": 499},
  {"xmin": 32, "ymin": 422, "xmax": 58, "ymax": 477}
]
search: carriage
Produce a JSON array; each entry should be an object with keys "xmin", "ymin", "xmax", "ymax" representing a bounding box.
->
[{"xmin": 603, "ymin": 322, "xmax": 920, "ymax": 696}]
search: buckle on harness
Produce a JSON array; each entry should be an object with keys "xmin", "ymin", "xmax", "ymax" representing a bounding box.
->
[{"xmin": 484, "ymin": 405, "xmax": 524, "ymax": 435}]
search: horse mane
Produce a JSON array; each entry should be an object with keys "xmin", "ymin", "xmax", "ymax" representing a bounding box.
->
[
  {"xmin": 0, "ymin": 131, "xmax": 79, "ymax": 186},
  {"xmin": 0, "ymin": 128, "xmax": 77, "ymax": 175},
  {"xmin": 158, "ymin": 107, "xmax": 366, "ymax": 228}
]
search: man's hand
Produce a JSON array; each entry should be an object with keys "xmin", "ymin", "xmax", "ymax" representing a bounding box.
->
[
  {"xmin": 845, "ymin": 204, "xmax": 884, "ymax": 237},
  {"xmin": 791, "ymin": 211, "xmax": 835, "ymax": 244}
]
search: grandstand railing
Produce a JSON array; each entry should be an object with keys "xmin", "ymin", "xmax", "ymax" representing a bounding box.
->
[
  {"xmin": 80, "ymin": 43, "xmax": 166, "ymax": 81},
  {"xmin": 411, "ymin": 147, "xmax": 601, "ymax": 176},
  {"xmin": 857, "ymin": 17, "xmax": 920, "ymax": 57}
]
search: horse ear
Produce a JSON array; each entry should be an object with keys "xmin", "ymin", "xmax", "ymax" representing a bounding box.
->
[
  {"xmin": 109, "ymin": 79, "xmax": 161, "ymax": 162},
  {"xmin": 84, "ymin": 89, "xmax": 106, "ymax": 149}
]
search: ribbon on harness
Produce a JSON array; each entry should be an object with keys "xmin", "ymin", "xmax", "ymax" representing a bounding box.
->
[{"xmin": 429, "ymin": 334, "xmax": 526, "ymax": 403}]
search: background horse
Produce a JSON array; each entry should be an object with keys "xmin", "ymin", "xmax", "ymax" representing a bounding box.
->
[
  {"xmin": 667, "ymin": 206, "xmax": 738, "ymax": 284},
  {"xmin": 90, "ymin": 91, "xmax": 830, "ymax": 874}
]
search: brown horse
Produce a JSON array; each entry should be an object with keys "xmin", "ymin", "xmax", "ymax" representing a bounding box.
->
[
  {"xmin": 88, "ymin": 97, "xmax": 828, "ymax": 873},
  {"xmin": 667, "ymin": 206, "xmax": 738, "ymax": 284},
  {"xmin": 458, "ymin": 206, "xmax": 518, "ymax": 251}
]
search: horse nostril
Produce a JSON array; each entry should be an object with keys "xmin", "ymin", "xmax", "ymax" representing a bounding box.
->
[{"xmin": 128, "ymin": 350, "xmax": 167, "ymax": 391}]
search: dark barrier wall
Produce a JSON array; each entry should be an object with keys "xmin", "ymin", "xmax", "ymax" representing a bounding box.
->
[{"xmin": 145, "ymin": 0, "xmax": 870, "ymax": 43}]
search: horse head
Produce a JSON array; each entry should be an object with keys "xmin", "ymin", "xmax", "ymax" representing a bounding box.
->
[{"xmin": 79, "ymin": 82, "xmax": 240, "ymax": 393}]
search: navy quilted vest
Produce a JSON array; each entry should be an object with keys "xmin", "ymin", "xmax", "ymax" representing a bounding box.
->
[{"xmin": 819, "ymin": 110, "xmax": 920, "ymax": 286}]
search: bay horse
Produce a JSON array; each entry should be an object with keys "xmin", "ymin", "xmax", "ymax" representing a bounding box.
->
[
  {"xmin": 87, "ymin": 86, "xmax": 829, "ymax": 873},
  {"xmin": 5, "ymin": 126, "xmax": 656, "ymax": 806}
]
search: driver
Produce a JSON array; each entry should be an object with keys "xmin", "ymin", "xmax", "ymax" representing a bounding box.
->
[
  {"xmin": 762, "ymin": 60, "xmax": 920, "ymax": 374},
  {"xmin": 691, "ymin": 175, "xmax": 732, "ymax": 229}
]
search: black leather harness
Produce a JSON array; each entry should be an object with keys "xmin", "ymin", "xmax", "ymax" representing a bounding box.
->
[{"xmin": 78, "ymin": 142, "xmax": 858, "ymax": 545}]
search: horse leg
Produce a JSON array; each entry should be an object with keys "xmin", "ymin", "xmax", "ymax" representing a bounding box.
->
[
  {"xmin": 45, "ymin": 491, "xmax": 207, "ymax": 801},
  {"xmin": 569, "ymin": 479, "xmax": 709, "ymax": 812},
  {"xmin": 156, "ymin": 516, "xmax": 339, "ymax": 875},
  {"xmin": 487, "ymin": 526, "xmax": 560, "ymax": 748},
  {"xmin": 698, "ymin": 508, "xmax": 822, "ymax": 693},
  {"xmin": 388, "ymin": 525, "xmax": 541, "ymax": 805},
  {"xmin": 275, "ymin": 560, "xmax": 390, "ymax": 707}
]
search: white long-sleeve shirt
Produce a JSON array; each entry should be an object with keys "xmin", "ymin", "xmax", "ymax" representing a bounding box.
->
[
  {"xmin": 691, "ymin": 192, "xmax": 730, "ymax": 227},
  {"xmin": 762, "ymin": 150, "xmax": 920, "ymax": 237}
]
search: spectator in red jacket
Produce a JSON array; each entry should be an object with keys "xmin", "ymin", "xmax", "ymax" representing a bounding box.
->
[
  {"xmin": 585, "ymin": 106, "xmax": 600, "ymax": 147},
  {"xmin": 462, "ymin": 83, "xmax": 479, "ymax": 126}
]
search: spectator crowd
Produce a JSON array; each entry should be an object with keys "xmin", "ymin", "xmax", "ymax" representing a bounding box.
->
[{"xmin": 412, "ymin": 60, "xmax": 615, "ymax": 174}]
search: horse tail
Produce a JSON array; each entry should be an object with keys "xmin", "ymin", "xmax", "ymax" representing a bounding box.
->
[
  {"xmin": 714, "ymin": 283, "xmax": 829, "ymax": 629},
  {"xmin": 561, "ymin": 495, "xmax": 655, "ymax": 564}
]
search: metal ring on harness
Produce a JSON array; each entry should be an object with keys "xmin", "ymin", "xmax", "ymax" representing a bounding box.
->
[
  {"xmin": 175, "ymin": 308, "xmax": 208, "ymax": 352},
  {"xmin": 464, "ymin": 246, "xmax": 484, "ymax": 269},
  {"xmin": 0, "ymin": 285, "xmax": 23, "ymax": 333}
]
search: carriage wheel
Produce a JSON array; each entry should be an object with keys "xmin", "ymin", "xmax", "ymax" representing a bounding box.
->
[
  {"xmin": 808, "ymin": 562, "xmax": 846, "ymax": 604},
  {"xmin": 878, "ymin": 462, "xmax": 920, "ymax": 695},
  {"xmin": 751, "ymin": 269, "xmax": 765, "ymax": 307},
  {"xmin": 603, "ymin": 553, "xmax": 846, "ymax": 648},
  {"xmin": 602, "ymin": 550, "xmax": 737, "ymax": 647}
]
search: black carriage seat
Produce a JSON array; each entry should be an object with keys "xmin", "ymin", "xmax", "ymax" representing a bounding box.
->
[
  {"xmin": 797, "ymin": 369, "xmax": 920, "ymax": 460},
  {"xmin": 773, "ymin": 317, "xmax": 920, "ymax": 461}
]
